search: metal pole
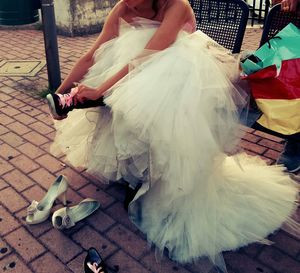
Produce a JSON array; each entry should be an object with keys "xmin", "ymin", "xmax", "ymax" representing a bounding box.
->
[{"xmin": 40, "ymin": 0, "xmax": 61, "ymax": 90}]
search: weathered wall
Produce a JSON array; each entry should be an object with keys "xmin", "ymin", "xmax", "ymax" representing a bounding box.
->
[{"xmin": 54, "ymin": 0, "xmax": 118, "ymax": 36}]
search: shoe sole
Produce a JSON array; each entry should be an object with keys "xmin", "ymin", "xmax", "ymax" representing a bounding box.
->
[{"xmin": 46, "ymin": 94, "xmax": 66, "ymax": 120}]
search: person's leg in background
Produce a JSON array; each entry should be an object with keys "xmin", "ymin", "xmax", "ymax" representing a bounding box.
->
[{"xmin": 277, "ymin": 133, "xmax": 300, "ymax": 173}]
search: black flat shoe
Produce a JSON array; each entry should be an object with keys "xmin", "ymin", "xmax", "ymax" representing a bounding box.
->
[{"xmin": 84, "ymin": 247, "xmax": 108, "ymax": 273}]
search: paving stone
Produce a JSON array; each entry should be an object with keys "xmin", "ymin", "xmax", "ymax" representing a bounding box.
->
[
  {"xmin": 239, "ymin": 139, "xmax": 268, "ymax": 155},
  {"xmin": 105, "ymin": 202, "xmax": 139, "ymax": 232},
  {"xmin": 29, "ymin": 167, "xmax": 57, "ymax": 190},
  {"xmin": 106, "ymin": 224, "xmax": 149, "ymax": 259},
  {"xmin": 40, "ymin": 141, "xmax": 52, "ymax": 153},
  {"xmin": 270, "ymin": 231, "xmax": 300, "ymax": 257},
  {"xmin": 35, "ymin": 154, "xmax": 65, "ymax": 173},
  {"xmin": 3, "ymin": 169, "xmax": 34, "ymax": 192},
  {"xmin": 259, "ymin": 155, "xmax": 275, "ymax": 165},
  {"xmin": 22, "ymin": 184, "xmax": 46, "ymax": 202},
  {"xmin": 0, "ymin": 238, "xmax": 12, "ymax": 260},
  {"xmin": 0, "ymin": 158, "xmax": 14, "ymax": 176},
  {"xmin": 29, "ymin": 121, "xmax": 54, "ymax": 134},
  {"xmin": 186, "ymin": 258, "xmax": 221, "ymax": 273},
  {"xmin": 253, "ymin": 131, "xmax": 284, "ymax": 143},
  {"xmin": 1, "ymin": 105, "xmax": 21, "ymax": 117},
  {"xmin": 224, "ymin": 252, "xmax": 274, "ymax": 273},
  {"xmin": 79, "ymin": 184, "xmax": 115, "ymax": 209},
  {"xmin": 242, "ymin": 27, "xmax": 262, "ymax": 51},
  {"xmin": 0, "ymin": 187, "xmax": 28, "ymax": 213},
  {"xmin": 9, "ymin": 154, "xmax": 39, "ymax": 174},
  {"xmin": 242, "ymin": 243, "xmax": 264, "ymax": 258},
  {"xmin": 0, "ymin": 85, "xmax": 19, "ymax": 95},
  {"xmin": 19, "ymin": 105, "xmax": 42, "ymax": 117},
  {"xmin": 5, "ymin": 227, "xmax": 45, "ymax": 262},
  {"xmin": 7, "ymin": 121, "xmax": 31, "ymax": 135},
  {"xmin": 0, "ymin": 113, "xmax": 14, "ymax": 125},
  {"xmin": 35, "ymin": 112, "xmax": 52, "ymax": 123},
  {"xmin": 73, "ymin": 226, "xmax": 118, "ymax": 259},
  {"xmin": 0, "ymin": 179, "xmax": 8, "ymax": 191},
  {"xmin": 290, "ymin": 204, "xmax": 299, "ymax": 222},
  {"xmin": 0, "ymin": 143, "xmax": 20, "ymax": 161},
  {"xmin": 86, "ymin": 209, "xmax": 116, "ymax": 233},
  {"xmin": 17, "ymin": 142, "xmax": 45, "ymax": 159},
  {"xmin": 36, "ymin": 103, "xmax": 50, "ymax": 113},
  {"xmin": 142, "ymin": 252, "xmax": 192, "ymax": 273},
  {"xmin": 0, "ymin": 125, "xmax": 9, "ymax": 135},
  {"xmin": 56, "ymin": 167, "xmax": 89, "ymax": 190},
  {"xmin": 258, "ymin": 246, "xmax": 300, "ymax": 273},
  {"xmin": 263, "ymin": 149, "xmax": 281, "ymax": 161},
  {"xmin": 40, "ymin": 229, "xmax": 82, "ymax": 263},
  {"xmin": 0, "ymin": 132, "xmax": 25, "ymax": 147},
  {"xmin": 46, "ymin": 131, "xmax": 56, "ymax": 141},
  {"xmin": 241, "ymin": 133, "xmax": 261, "ymax": 144},
  {"xmin": 257, "ymin": 139, "xmax": 284, "ymax": 152},
  {"xmin": 106, "ymin": 250, "xmax": 151, "ymax": 273},
  {"xmin": 30, "ymin": 252, "xmax": 72, "ymax": 273},
  {"xmin": 0, "ymin": 206, "xmax": 20, "ymax": 236},
  {"xmin": 81, "ymin": 172, "xmax": 111, "ymax": 190},
  {"xmin": 6, "ymin": 98, "xmax": 26, "ymax": 108},
  {"xmin": 67, "ymin": 252, "xmax": 86, "ymax": 273},
  {"xmin": 0, "ymin": 254, "xmax": 33, "ymax": 273},
  {"xmin": 22, "ymin": 131, "xmax": 49, "ymax": 146},
  {"xmin": 13, "ymin": 113, "xmax": 36, "ymax": 125}
]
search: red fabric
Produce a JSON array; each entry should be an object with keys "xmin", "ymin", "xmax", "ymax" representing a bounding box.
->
[{"xmin": 246, "ymin": 58, "xmax": 300, "ymax": 100}]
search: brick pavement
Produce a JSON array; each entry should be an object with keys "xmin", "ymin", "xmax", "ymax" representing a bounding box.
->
[{"xmin": 0, "ymin": 25, "xmax": 299, "ymax": 273}]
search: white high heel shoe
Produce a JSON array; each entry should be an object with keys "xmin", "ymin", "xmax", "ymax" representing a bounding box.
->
[
  {"xmin": 52, "ymin": 198, "xmax": 100, "ymax": 230},
  {"xmin": 26, "ymin": 175, "xmax": 68, "ymax": 225}
]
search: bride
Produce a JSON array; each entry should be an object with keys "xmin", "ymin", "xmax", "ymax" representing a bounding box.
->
[{"xmin": 47, "ymin": 0, "xmax": 299, "ymax": 271}]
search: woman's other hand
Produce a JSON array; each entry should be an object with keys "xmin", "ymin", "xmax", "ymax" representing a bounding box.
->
[
  {"xmin": 74, "ymin": 84, "xmax": 101, "ymax": 103},
  {"xmin": 280, "ymin": 0, "xmax": 298, "ymax": 12}
]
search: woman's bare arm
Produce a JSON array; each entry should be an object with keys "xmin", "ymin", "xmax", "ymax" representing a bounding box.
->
[
  {"xmin": 76, "ymin": 0, "xmax": 190, "ymax": 101},
  {"xmin": 56, "ymin": 2, "xmax": 124, "ymax": 94}
]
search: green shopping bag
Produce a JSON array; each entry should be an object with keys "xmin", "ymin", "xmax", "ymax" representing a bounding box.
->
[{"xmin": 241, "ymin": 23, "xmax": 300, "ymax": 75}]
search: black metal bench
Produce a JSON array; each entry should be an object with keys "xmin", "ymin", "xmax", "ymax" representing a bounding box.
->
[{"xmin": 189, "ymin": 0, "xmax": 249, "ymax": 53}]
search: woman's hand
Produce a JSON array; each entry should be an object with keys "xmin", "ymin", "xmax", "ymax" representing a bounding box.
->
[
  {"xmin": 281, "ymin": 0, "xmax": 298, "ymax": 12},
  {"xmin": 74, "ymin": 84, "xmax": 102, "ymax": 103}
]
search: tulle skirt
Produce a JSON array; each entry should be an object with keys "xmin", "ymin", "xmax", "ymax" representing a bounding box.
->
[{"xmin": 51, "ymin": 18, "xmax": 298, "ymax": 269}]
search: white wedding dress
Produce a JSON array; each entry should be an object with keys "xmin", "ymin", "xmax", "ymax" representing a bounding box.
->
[{"xmin": 51, "ymin": 18, "xmax": 298, "ymax": 269}]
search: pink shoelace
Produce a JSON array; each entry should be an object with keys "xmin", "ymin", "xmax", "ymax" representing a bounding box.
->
[{"xmin": 57, "ymin": 87, "xmax": 78, "ymax": 108}]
